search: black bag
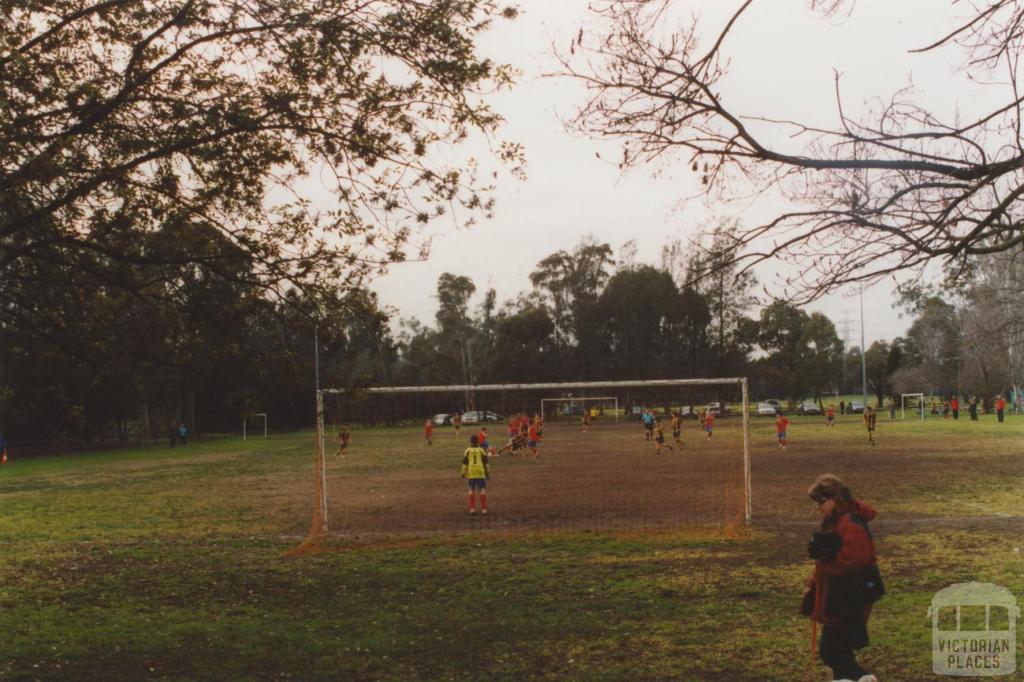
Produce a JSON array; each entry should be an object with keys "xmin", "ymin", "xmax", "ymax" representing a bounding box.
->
[{"xmin": 808, "ymin": 531, "xmax": 842, "ymax": 560}]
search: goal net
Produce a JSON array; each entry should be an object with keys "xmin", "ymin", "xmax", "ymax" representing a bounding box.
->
[
  {"xmin": 300, "ymin": 378, "xmax": 750, "ymax": 543},
  {"xmin": 901, "ymin": 393, "xmax": 925, "ymax": 420}
]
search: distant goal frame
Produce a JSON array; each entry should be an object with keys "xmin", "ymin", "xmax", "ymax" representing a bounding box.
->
[
  {"xmin": 313, "ymin": 378, "xmax": 751, "ymax": 535},
  {"xmin": 901, "ymin": 393, "xmax": 926, "ymax": 420},
  {"xmin": 540, "ymin": 396, "xmax": 619, "ymax": 422}
]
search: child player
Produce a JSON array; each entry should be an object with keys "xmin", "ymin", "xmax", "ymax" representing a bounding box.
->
[
  {"xmin": 671, "ymin": 411, "xmax": 683, "ymax": 449},
  {"xmin": 527, "ymin": 418, "xmax": 541, "ymax": 458},
  {"xmin": 703, "ymin": 409, "xmax": 714, "ymax": 440},
  {"xmin": 826, "ymin": 403, "xmax": 835, "ymax": 427},
  {"xmin": 775, "ymin": 412, "xmax": 790, "ymax": 449},
  {"xmin": 863, "ymin": 405, "xmax": 877, "ymax": 446},
  {"xmin": 477, "ymin": 426, "xmax": 495, "ymax": 457},
  {"xmin": 335, "ymin": 427, "xmax": 351, "ymax": 457},
  {"xmin": 459, "ymin": 434, "xmax": 490, "ymax": 515},
  {"xmin": 424, "ymin": 419, "xmax": 434, "ymax": 446},
  {"xmin": 653, "ymin": 418, "xmax": 672, "ymax": 453}
]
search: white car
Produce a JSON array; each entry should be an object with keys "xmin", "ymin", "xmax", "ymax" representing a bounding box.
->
[
  {"xmin": 461, "ymin": 410, "xmax": 502, "ymax": 424},
  {"xmin": 848, "ymin": 401, "xmax": 865, "ymax": 414},
  {"xmin": 704, "ymin": 402, "xmax": 725, "ymax": 417},
  {"xmin": 756, "ymin": 402, "xmax": 779, "ymax": 416},
  {"xmin": 432, "ymin": 413, "xmax": 452, "ymax": 426},
  {"xmin": 798, "ymin": 401, "xmax": 822, "ymax": 415}
]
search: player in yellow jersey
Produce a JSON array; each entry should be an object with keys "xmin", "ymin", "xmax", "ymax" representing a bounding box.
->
[
  {"xmin": 863, "ymin": 405, "xmax": 877, "ymax": 446},
  {"xmin": 653, "ymin": 418, "xmax": 673, "ymax": 453},
  {"xmin": 670, "ymin": 411, "xmax": 683, "ymax": 449},
  {"xmin": 335, "ymin": 427, "xmax": 351, "ymax": 457},
  {"xmin": 460, "ymin": 434, "xmax": 491, "ymax": 514}
]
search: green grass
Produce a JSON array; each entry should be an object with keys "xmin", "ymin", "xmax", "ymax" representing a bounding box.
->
[{"xmin": 1, "ymin": 418, "xmax": 1022, "ymax": 680}]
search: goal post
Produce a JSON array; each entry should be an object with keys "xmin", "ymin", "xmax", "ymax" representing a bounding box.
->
[
  {"xmin": 243, "ymin": 412, "xmax": 267, "ymax": 440},
  {"xmin": 310, "ymin": 377, "xmax": 751, "ymax": 538},
  {"xmin": 540, "ymin": 396, "xmax": 619, "ymax": 422},
  {"xmin": 901, "ymin": 393, "xmax": 925, "ymax": 420}
]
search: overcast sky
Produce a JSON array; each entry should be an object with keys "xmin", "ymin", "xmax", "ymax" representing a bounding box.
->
[{"xmin": 368, "ymin": 0, "xmax": 982, "ymax": 349}]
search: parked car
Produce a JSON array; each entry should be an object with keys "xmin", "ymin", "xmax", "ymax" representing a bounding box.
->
[
  {"xmin": 562, "ymin": 405, "xmax": 586, "ymax": 416},
  {"xmin": 756, "ymin": 401, "xmax": 779, "ymax": 417},
  {"xmin": 797, "ymin": 401, "xmax": 822, "ymax": 415},
  {"xmin": 461, "ymin": 410, "xmax": 502, "ymax": 424},
  {"xmin": 629, "ymin": 405, "xmax": 646, "ymax": 420},
  {"xmin": 765, "ymin": 399, "xmax": 781, "ymax": 408},
  {"xmin": 848, "ymin": 400, "xmax": 865, "ymax": 414},
  {"xmin": 432, "ymin": 413, "xmax": 452, "ymax": 426},
  {"xmin": 704, "ymin": 402, "xmax": 726, "ymax": 417}
]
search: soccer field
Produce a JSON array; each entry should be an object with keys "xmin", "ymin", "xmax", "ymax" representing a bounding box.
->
[{"xmin": 0, "ymin": 414, "xmax": 1021, "ymax": 680}]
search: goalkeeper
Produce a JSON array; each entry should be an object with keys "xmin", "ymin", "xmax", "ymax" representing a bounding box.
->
[{"xmin": 460, "ymin": 434, "xmax": 490, "ymax": 515}]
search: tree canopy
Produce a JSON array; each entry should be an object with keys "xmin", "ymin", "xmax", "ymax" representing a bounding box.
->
[
  {"xmin": 2, "ymin": 0, "xmax": 519, "ymax": 310},
  {"xmin": 564, "ymin": 1, "xmax": 1024, "ymax": 301}
]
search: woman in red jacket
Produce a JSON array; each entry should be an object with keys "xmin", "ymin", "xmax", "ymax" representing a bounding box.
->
[{"xmin": 804, "ymin": 474, "xmax": 882, "ymax": 682}]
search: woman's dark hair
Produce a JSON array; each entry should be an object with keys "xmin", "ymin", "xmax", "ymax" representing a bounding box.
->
[{"xmin": 807, "ymin": 474, "xmax": 853, "ymax": 505}]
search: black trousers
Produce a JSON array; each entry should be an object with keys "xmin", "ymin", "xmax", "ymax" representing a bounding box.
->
[{"xmin": 820, "ymin": 623, "xmax": 868, "ymax": 681}]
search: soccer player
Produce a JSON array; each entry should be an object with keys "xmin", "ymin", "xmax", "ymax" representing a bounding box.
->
[
  {"xmin": 653, "ymin": 418, "xmax": 672, "ymax": 453},
  {"xmin": 460, "ymin": 434, "xmax": 490, "ymax": 515},
  {"xmin": 581, "ymin": 410, "xmax": 590, "ymax": 432},
  {"xmin": 996, "ymin": 395, "xmax": 1007, "ymax": 422},
  {"xmin": 527, "ymin": 419, "xmax": 541, "ymax": 458},
  {"xmin": 826, "ymin": 404, "xmax": 835, "ymax": 427},
  {"xmin": 477, "ymin": 426, "xmax": 495, "ymax": 456},
  {"xmin": 424, "ymin": 419, "xmax": 434, "ymax": 446},
  {"xmin": 670, "ymin": 411, "xmax": 683, "ymax": 448},
  {"xmin": 951, "ymin": 395, "xmax": 960, "ymax": 420},
  {"xmin": 641, "ymin": 408, "xmax": 655, "ymax": 441},
  {"xmin": 452, "ymin": 411, "xmax": 462, "ymax": 436},
  {"xmin": 704, "ymin": 410, "xmax": 714, "ymax": 440},
  {"xmin": 335, "ymin": 427, "xmax": 351, "ymax": 457},
  {"xmin": 775, "ymin": 412, "xmax": 790, "ymax": 449},
  {"xmin": 0, "ymin": 432, "xmax": 7, "ymax": 465},
  {"xmin": 863, "ymin": 406, "xmax": 877, "ymax": 446}
]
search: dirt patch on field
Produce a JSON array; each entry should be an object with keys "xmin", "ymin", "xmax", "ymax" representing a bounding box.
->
[{"xmin": 227, "ymin": 416, "xmax": 1024, "ymax": 540}]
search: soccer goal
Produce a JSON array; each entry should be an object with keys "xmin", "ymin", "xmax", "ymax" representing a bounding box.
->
[
  {"xmin": 302, "ymin": 378, "xmax": 751, "ymax": 542},
  {"xmin": 540, "ymin": 395, "xmax": 619, "ymax": 422},
  {"xmin": 243, "ymin": 412, "xmax": 268, "ymax": 440},
  {"xmin": 901, "ymin": 393, "xmax": 925, "ymax": 420}
]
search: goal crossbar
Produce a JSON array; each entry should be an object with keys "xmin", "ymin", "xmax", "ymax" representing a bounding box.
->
[{"xmin": 314, "ymin": 378, "xmax": 751, "ymax": 534}]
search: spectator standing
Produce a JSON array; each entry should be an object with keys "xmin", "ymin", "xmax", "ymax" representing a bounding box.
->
[
  {"xmin": 803, "ymin": 474, "xmax": 882, "ymax": 682},
  {"xmin": 951, "ymin": 395, "xmax": 960, "ymax": 420},
  {"xmin": 839, "ymin": 400, "xmax": 845, "ymax": 416},
  {"xmin": 178, "ymin": 422, "xmax": 188, "ymax": 446},
  {"xmin": 996, "ymin": 395, "xmax": 1007, "ymax": 423},
  {"xmin": 969, "ymin": 396, "xmax": 979, "ymax": 421}
]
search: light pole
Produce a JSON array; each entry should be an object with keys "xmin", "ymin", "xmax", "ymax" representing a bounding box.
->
[{"xmin": 860, "ymin": 286, "xmax": 868, "ymax": 408}]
